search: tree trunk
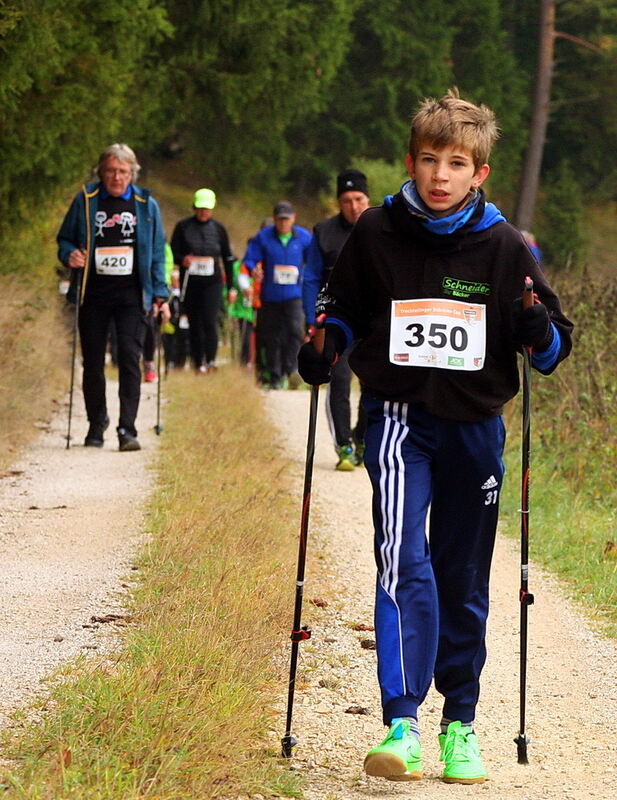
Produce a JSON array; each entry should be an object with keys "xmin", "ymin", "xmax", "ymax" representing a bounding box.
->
[{"xmin": 513, "ymin": 0, "xmax": 555, "ymax": 231}]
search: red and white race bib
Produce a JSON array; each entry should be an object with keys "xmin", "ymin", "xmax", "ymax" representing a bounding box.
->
[
  {"xmin": 273, "ymin": 264, "xmax": 299, "ymax": 285},
  {"xmin": 389, "ymin": 298, "xmax": 486, "ymax": 371},
  {"xmin": 94, "ymin": 246, "xmax": 134, "ymax": 276},
  {"xmin": 188, "ymin": 256, "xmax": 215, "ymax": 276}
]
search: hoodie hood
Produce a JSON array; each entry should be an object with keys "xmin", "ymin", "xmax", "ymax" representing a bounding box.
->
[{"xmin": 384, "ymin": 180, "xmax": 505, "ymax": 236}]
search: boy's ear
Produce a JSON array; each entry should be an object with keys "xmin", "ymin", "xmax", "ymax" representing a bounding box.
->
[
  {"xmin": 405, "ymin": 153, "xmax": 415, "ymax": 178},
  {"xmin": 472, "ymin": 163, "xmax": 490, "ymax": 188}
]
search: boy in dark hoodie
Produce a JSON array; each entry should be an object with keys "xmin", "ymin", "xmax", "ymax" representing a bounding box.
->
[{"xmin": 298, "ymin": 89, "xmax": 573, "ymax": 784}]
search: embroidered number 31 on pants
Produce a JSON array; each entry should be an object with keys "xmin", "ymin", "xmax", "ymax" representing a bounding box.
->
[{"xmin": 485, "ymin": 490, "xmax": 499, "ymax": 505}]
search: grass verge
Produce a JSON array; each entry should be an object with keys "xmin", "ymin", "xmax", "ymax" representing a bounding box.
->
[
  {"xmin": 1, "ymin": 366, "xmax": 301, "ymax": 799},
  {"xmin": 499, "ymin": 273, "xmax": 617, "ymax": 637},
  {"xmin": 0, "ymin": 203, "xmax": 73, "ymax": 471}
]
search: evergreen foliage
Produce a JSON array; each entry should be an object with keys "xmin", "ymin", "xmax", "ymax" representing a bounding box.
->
[
  {"xmin": 538, "ymin": 161, "xmax": 586, "ymax": 269},
  {"xmin": 159, "ymin": 0, "xmax": 357, "ymax": 190},
  {"xmin": 1, "ymin": 0, "xmax": 617, "ymax": 257},
  {"xmin": 0, "ymin": 0, "xmax": 171, "ymax": 235}
]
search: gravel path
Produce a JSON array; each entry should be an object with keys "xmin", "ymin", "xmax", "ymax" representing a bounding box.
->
[
  {"xmin": 0, "ymin": 378, "xmax": 160, "ymax": 730},
  {"xmin": 266, "ymin": 388, "xmax": 617, "ymax": 800},
  {"xmin": 1, "ymin": 377, "xmax": 615, "ymax": 800}
]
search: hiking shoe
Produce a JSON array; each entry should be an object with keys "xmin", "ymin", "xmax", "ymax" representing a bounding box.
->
[
  {"xmin": 364, "ymin": 718, "xmax": 422, "ymax": 781},
  {"xmin": 144, "ymin": 362, "xmax": 157, "ymax": 383},
  {"xmin": 439, "ymin": 721, "xmax": 487, "ymax": 784},
  {"xmin": 353, "ymin": 441, "xmax": 365, "ymax": 467},
  {"xmin": 335, "ymin": 444, "xmax": 355, "ymax": 471},
  {"xmin": 84, "ymin": 416, "xmax": 110, "ymax": 447},
  {"xmin": 287, "ymin": 371, "xmax": 304, "ymax": 390},
  {"xmin": 117, "ymin": 428, "xmax": 141, "ymax": 452}
]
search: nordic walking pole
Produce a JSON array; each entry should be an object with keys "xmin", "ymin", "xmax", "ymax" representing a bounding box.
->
[
  {"xmin": 65, "ymin": 268, "xmax": 82, "ymax": 449},
  {"xmin": 153, "ymin": 311, "xmax": 163, "ymax": 435},
  {"xmin": 515, "ymin": 276, "xmax": 535, "ymax": 764},
  {"xmin": 281, "ymin": 329, "xmax": 324, "ymax": 759},
  {"xmin": 66, "ymin": 186, "xmax": 90, "ymax": 449}
]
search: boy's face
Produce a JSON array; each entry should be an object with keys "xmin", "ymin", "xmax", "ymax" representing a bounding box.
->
[{"xmin": 406, "ymin": 143, "xmax": 490, "ymax": 218}]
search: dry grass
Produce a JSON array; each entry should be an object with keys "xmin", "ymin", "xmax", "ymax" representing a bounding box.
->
[
  {"xmin": 0, "ymin": 255, "xmax": 72, "ymax": 469},
  {"xmin": 0, "ymin": 366, "xmax": 302, "ymax": 798}
]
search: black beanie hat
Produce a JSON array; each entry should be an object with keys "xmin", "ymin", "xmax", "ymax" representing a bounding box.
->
[{"xmin": 337, "ymin": 169, "xmax": 369, "ymax": 197}]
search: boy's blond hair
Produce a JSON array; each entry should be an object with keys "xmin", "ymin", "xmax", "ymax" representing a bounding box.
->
[{"xmin": 409, "ymin": 88, "xmax": 499, "ymax": 169}]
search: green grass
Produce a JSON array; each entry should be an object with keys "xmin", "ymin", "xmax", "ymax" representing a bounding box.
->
[
  {"xmin": 499, "ymin": 277, "xmax": 617, "ymax": 638},
  {"xmin": 0, "ymin": 367, "xmax": 302, "ymax": 799}
]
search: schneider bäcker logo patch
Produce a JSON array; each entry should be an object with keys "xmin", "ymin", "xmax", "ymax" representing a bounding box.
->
[
  {"xmin": 442, "ymin": 277, "xmax": 491, "ymax": 298},
  {"xmin": 393, "ymin": 353, "xmax": 409, "ymax": 363},
  {"xmin": 448, "ymin": 356, "xmax": 465, "ymax": 367}
]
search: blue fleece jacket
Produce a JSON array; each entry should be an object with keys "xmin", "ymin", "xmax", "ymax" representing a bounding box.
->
[{"xmin": 242, "ymin": 224, "xmax": 313, "ymax": 303}]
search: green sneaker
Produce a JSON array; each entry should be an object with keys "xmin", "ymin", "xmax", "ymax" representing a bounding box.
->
[
  {"xmin": 439, "ymin": 721, "xmax": 487, "ymax": 784},
  {"xmin": 352, "ymin": 441, "xmax": 365, "ymax": 467},
  {"xmin": 335, "ymin": 444, "xmax": 355, "ymax": 471},
  {"xmin": 286, "ymin": 371, "xmax": 304, "ymax": 390},
  {"xmin": 364, "ymin": 718, "xmax": 422, "ymax": 781}
]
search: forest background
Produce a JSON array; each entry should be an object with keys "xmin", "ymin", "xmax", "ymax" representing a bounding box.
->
[{"xmin": 2, "ymin": 0, "xmax": 617, "ymax": 268}]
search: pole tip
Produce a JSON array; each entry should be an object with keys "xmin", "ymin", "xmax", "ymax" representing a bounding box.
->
[
  {"xmin": 514, "ymin": 733, "xmax": 530, "ymax": 764},
  {"xmin": 281, "ymin": 733, "xmax": 297, "ymax": 759}
]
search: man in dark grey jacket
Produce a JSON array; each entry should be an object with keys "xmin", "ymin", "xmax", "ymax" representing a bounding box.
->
[{"xmin": 303, "ymin": 169, "xmax": 370, "ymax": 470}]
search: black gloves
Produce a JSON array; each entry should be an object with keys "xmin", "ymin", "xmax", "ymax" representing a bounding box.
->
[
  {"xmin": 297, "ymin": 324, "xmax": 347, "ymax": 385},
  {"xmin": 511, "ymin": 298, "xmax": 554, "ymax": 352}
]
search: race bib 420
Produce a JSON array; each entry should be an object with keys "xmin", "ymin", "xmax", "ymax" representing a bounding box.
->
[
  {"xmin": 94, "ymin": 246, "xmax": 134, "ymax": 276},
  {"xmin": 390, "ymin": 298, "xmax": 486, "ymax": 371}
]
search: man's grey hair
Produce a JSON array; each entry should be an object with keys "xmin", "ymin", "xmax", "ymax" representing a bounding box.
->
[{"xmin": 96, "ymin": 143, "xmax": 141, "ymax": 181}]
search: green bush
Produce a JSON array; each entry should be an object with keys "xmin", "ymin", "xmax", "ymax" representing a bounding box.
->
[{"xmin": 538, "ymin": 161, "xmax": 587, "ymax": 270}]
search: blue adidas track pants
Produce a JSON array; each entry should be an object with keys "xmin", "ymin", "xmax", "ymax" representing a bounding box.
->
[{"xmin": 362, "ymin": 397, "xmax": 506, "ymax": 725}]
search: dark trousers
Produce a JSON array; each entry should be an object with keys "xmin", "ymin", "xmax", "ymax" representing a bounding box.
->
[
  {"xmin": 162, "ymin": 329, "xmax": 189, "ymax": 369},
  {"xmin": 324, "ymin": 348, "xmax": 366, "ymax": 447},
  {"xmin": 184, "ymin": 281, "xmax": 222, "ymax": 368},
  {"xmin": 143, "ymin": 314, "xmax": 156, "ymax": 362},
  {"xmin": 79, "ymin": 299, "xmax": 147, "ymax": 436},
  {"xmin": 236, "ymin": 317, "xmax": 253, "ymax": 365},
  {"xmin": 258, "ymin": 298, "xmax": 304, "ymax": 384},
  {"xmin": 363, "ymin": 397, "xmax": 505, "ymax": 725}
]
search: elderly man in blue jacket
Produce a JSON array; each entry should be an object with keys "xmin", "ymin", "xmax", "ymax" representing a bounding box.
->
[{"xmin": 57, "ymin": 143, "xmax": 169, "ymax": 451}]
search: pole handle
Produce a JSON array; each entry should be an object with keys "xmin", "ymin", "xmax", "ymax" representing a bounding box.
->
[
  {"xmin": 523, "ymin": 276, "xmax": 534, "ymax": 309},
  {"xmin": 312, "ymin": 322, "xmax": 325, "ymax": 355}
]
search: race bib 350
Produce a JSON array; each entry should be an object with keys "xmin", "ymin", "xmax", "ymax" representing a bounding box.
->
[{"xmin": 389, "ymin": 298, "xmax": 486, "ymax": 371}]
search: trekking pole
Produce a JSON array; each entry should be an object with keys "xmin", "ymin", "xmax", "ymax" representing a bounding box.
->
[
  {"xmin": 65, "ymin": 268, "xmax": 82, "ymax": 449},
  {"xmin": 515, "ymin": 276, "xmax": 535, "ymax": 764},
  {"xmin": 281, "ymin": 329, "xmax": 324, "ymax": 759},
  {"xmin": 153, "ymin": 312, "xmax": 163, "ymax": 435}
]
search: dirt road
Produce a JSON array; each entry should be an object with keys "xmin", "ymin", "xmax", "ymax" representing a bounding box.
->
[
  {"xmin": 1, "ymin": 379, "xmax": 615, "ymax": 800},
  {"xmin": 266, "ymin": 388, "xmax": 617, "ymax": 800},
  {"xmin": 0, "ymin": 379, "xmax": 160, "ymax": 729}
]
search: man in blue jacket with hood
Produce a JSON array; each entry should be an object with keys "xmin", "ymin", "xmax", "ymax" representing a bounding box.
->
[{"xmin": 57, "ymin": 143, "xmax": 169, "ymax": 451}]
